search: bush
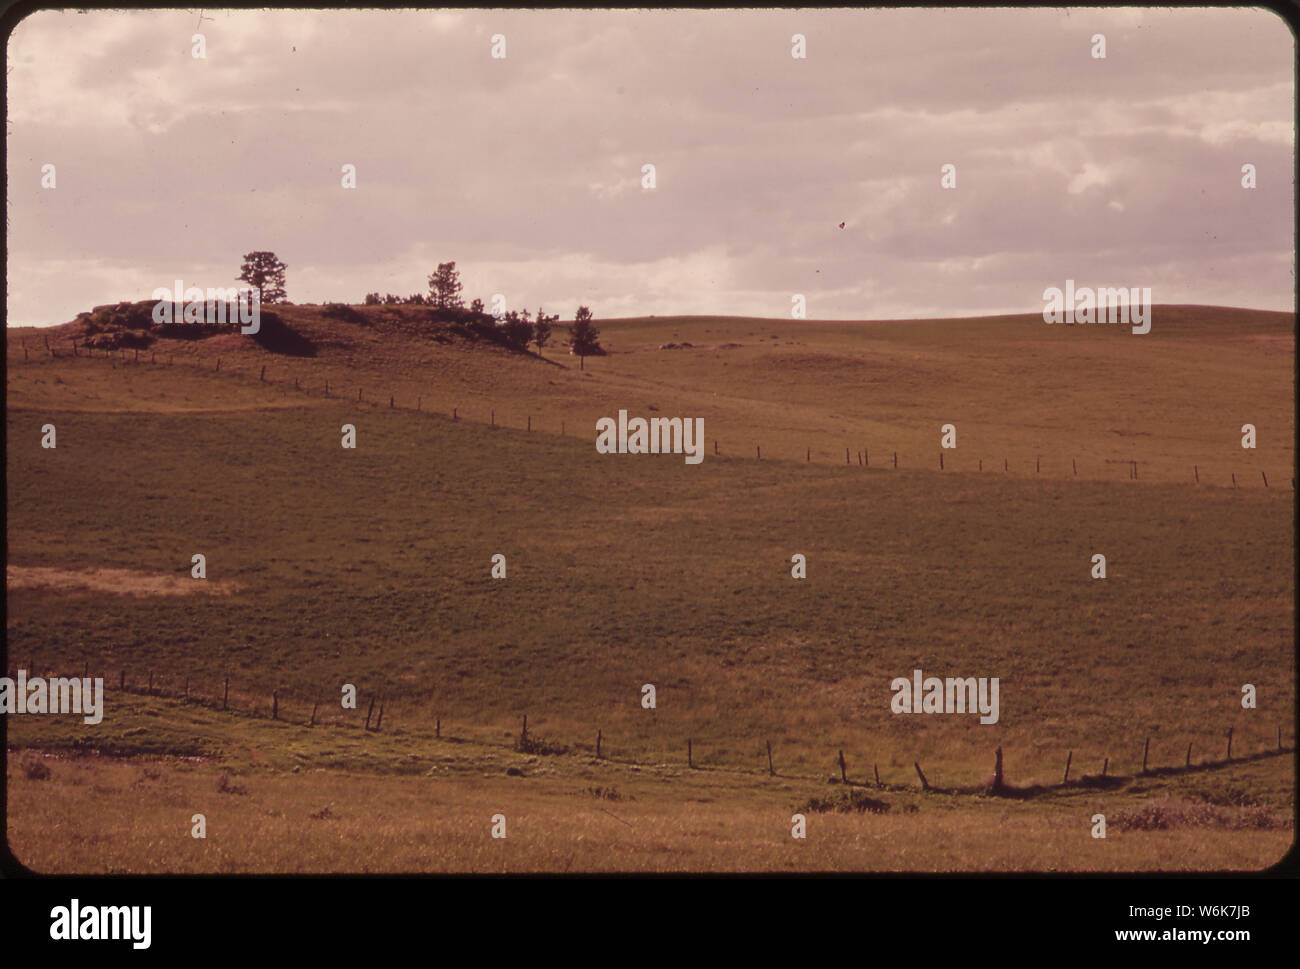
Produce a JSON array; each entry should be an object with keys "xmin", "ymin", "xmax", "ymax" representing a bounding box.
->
[
  {"xmin": 798, "ymin": 788, "xmax": 890, "ymax": 814},
  {"xmin": 500, "ymin": 312, "xmax": 533, "ymax": 351},
  {"xmin": 216, "ymin": 772, "xmax": 249, "ymax": 795},
  {"xmin": 23, "ymin": 756, "xmax": 52, "ymax": 781},
  {"xmin": 517, "ymin": 733, "xmax": 568, "ymax": 756},
  {"xmin": 1111, "ymin": 797, "xmax": 1291, "ymax": 831},
  {"xmin": 322, "ymin": 303, "xmax": 364, "ymax": 324}
]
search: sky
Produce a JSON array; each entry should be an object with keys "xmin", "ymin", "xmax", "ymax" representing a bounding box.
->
[{"xmin": 5, "ymin": 6, "xmax": 1296, "ymax": 325}]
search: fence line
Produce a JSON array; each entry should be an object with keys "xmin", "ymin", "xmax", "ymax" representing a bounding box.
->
[
  {"xmin": 7, "ymin": 660, "xmax": 1292, "ymax": 800},
  {"xmin": 17, "ymin": 342, "xmax": 1294, "ymax": 490}
]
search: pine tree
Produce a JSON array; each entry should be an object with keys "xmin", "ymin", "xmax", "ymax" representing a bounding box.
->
[{"xmin": 427, "ymin": 262, "xmax": 464, "ymax": 310}]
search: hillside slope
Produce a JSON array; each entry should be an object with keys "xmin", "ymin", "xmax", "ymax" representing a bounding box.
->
[{"xmin": 8, "ymin": 302, "xmax": 1294, "ymax": 484}]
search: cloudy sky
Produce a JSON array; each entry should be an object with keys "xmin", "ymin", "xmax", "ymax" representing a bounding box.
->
[{"xmin": 6, "ymin": 6, "xmax": 1295, "ymax": 324}]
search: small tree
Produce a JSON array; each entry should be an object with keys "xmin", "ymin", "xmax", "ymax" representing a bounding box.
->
[
  {"xmin": 237, "ymin": 251, "xmax": 288, "ymax": 304},
  {"xmin": 470, "ymin": 298, "xmax": 485, "ymax": 315},
  {"xmin": 428, "ymin": 261, "xmax": 464, "ymax": 311},
  {"xmin": 569, "ymin": 305, "xmax": 600, "ymax": 369},
  {"xmin": 500, "ymin": 310, "xmax": 532, "ymax": 351},
  {"xmin": 364, "ymin": 292, "xmax": 382, "ymax": 305},
  {"xmin": 533, "ymin": 306, "xmax": 556, "ymax": 354}
]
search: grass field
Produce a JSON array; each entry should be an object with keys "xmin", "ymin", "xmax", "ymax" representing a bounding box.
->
[{"xmin": 5, "ymin": 303, "xmax": 1295, "ymax": 871}]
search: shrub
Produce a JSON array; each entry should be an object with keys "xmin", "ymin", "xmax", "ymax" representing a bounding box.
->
[
  {"xmin": 23, "ymin": 756, "xmax": 52, "ymax": 781},
  {"xmin": 217, "ymin": 772, "xmax": 249, "ymax": 795},
  {"xmin": 322, "ymin": 303, "xmax": 364, "ymax": 324},
  {"xmin": 517, "ymin": 733, "xmax": 568, "ymax": 756},
  {"xmin": 798, "ymin": 788, "xmax": 890, "ymax": 814},
  {"xmin": 1111, "ymin": 797, "xmax": 1291, "ymax": 831}
]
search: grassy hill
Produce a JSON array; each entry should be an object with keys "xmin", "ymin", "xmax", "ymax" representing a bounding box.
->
[
  {"xmin": 5, "ymin": 302, "xmax": 1294, "ymax": 872},
  {"xmin": 10, "ymin": 302, "xmax": 1294, "ymax": 483}
]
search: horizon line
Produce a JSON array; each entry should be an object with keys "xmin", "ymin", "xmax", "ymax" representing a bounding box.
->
[{"xmin": 7, "ymin": 300, "xmax": 1297, "ymax": 331}]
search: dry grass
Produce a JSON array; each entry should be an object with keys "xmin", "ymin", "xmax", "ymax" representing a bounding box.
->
[
  {"xmin": 7, "ymin": 751, "xmax": 1291, "ymax": 873},
  {"xmin": 9, "ymin": 303, "xmax": 1294, "ymax": 485},
  {"xmin": 6, "ymin": 303, "xmax": 1293, "ymax": 872}
]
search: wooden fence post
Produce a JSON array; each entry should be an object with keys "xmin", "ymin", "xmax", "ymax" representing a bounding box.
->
[
  {"xmin": 1004, "ymin": 458, "xmax": 1008, "ymax": 471},
  {"xmin": 527, "ymin": 415, "xmax": 531, "ymax": 431},
  {"xmin": 1037, "ymin": 456, "xmax": 1041, "ymax": 473},
  {"xmin": 864, "ymin": 446, "xmax": 869, "ymax": 467},
  {"xmin": 310, "ymin": 696, "xmax": 320, "ymax": 727},
  {"xmin": 688, "ymin": 738, "xmax": 694, "ymax": 768},
  {"xmin": 767, "ymin": 740, "xmax": 775, "ymax": 776},
  {"xmin": 223, "ymin": 677, "xmax": 229, "ymax": 710},
  {"xmin": 453, "ymin": 407, "xmax": 457, "ymax": 420},
  {"xmin": 838, "ymin": 749, "xmax": 848, "ymax": 783},
  {"xmin": 756, "ymin": 445, "xmax": 761, "ymax": 459},
  {"xmin": 364, "ymin": 695, "xmax": 375, "ymax": 730},
  {"xmin": 358, "ymin": 388, "xmax": 363, "ymax": 401},
  {"xmin": 873, "ymin": 763, "xmax": 881, "ymax": 787},
  {"xmin": 1194, "ymin": 465, "xmax": 1199, "ymax": 483},
  {"xmin": 1232, "ymin": 473, "xmax": 1237, "ymax": 489},
  {"xmin": 846, "ymin": 447, "xmax": 850, "ymax": 465},
  {"xmin": 260, "ymin": 366, "xmax": 265, "ymax": 381},
  {"xmin": 272, "ymin": 690, "xmax": 279, "ymax": 720},
  {"xmin": 148, "ymin": 671, "xmax": 154, "ymax": 695},
  {"xmin": 994, "ymin": 746, "xmax": 1004, "ymax": 791},
  {"xmin": 521, "ymin": 714, "xmax": 528, "ymax": 745},
  {"xmin": 596, "ymin": 730, "xmax": 602, "ymax": 758},
  {"xmin": 1262, "ymin": 471, "xmax": 1268, "ymax": 488},
  {"xmin": 1101, "ymin": 757, "xmax": 1108, "ymax": 777},
  {"xmin": 1185, "ymin": 742, "xmax": 1192, "ymax": 767},
  {"xmin": 120, "ymin": 670, "xmax": 126, "ymax": 691},
  {"xmin": 1226, "ymin": 727, "xmax": 1233, "ymax": 760},
  {"xmin": 375, "ymin": 700, "xmax": 384, "ymax": 731},
  {"xmin": 806, "ymin": 447, "xmax": 811, "ymax": 462},
  {"xmin": 914, "ymin": 762, "xmax": 929, "ymax": 791},
  {"xmin": 1062, "ymin": 750, "xmax": 1072, "ymax": 783},
  {"xmin": 185, "ymin": 678, "xmax": 190, "ymax": 702},
  {"xmin": 1073, "ymin": 458, "xmax": 1077, "ymax": 475},
  {"xmin": 417, "ymin": 396, "xmax": 422, "ymax": 411},
  {"xmin": 939, "ymin": 452, "xmax": 944, "ymax": 470},
  {"xmin": 1141, "ymin": 736, "xmax": 1150, "ymax": 773},
  {"xmin": 491, "ymin": 409, "xmax": 495, "ymax": 426},
  {"xmin": 436, "ymin": 717, "xmax": 441, "ymax": 739},
  {"xmin": 893, "ymin": 451, "xmax": 898, "ymax": 469}
]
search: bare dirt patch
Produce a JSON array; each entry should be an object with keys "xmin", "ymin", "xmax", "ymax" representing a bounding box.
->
[{"xmin": 7, "ymin": 565, "xmax": 242, "ymax": 598}]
